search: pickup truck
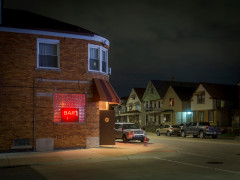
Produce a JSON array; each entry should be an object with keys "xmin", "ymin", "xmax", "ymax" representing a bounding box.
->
[{"xmin": 181, "ymin": 122, "xmax": 221, "ymax": 139}]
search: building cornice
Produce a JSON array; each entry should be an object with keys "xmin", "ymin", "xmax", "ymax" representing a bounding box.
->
[{"xmin": 0, "ymin": 26, "xmax": 110, "ymax": 46}]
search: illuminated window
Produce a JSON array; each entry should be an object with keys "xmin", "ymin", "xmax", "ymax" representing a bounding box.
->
[
  {"xmin": 54, "ymin": 93, "xmax": 86, "ymax": 123},
  {"xmin": 88, "ymin": 44, "xmax": 108, "ymax": 73},
  {"xmin": 136, "ymin": 105, "xmax": 139, "ymax": 110},
  {"xmin": 169, "ymin": 98, "xmax": 174, "ymax": 106},
  {"xmin": 37, "ymin": 38, "xmax": 60, "ymax": 69}
]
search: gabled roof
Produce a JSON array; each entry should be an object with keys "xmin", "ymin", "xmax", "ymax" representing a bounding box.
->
[
  {"xmin": 1, "ymin": 8, "xmax": 96, "ymax": 36},
  {"xmin": 120, "ymin": 96, "xmax": 129, "ymax": 101},
  {"xmin": 171, "ymin": 85, "xmax": 197, "ymax": 101},
  {"xmin": 201, "ymin": 83, "xmax": 238, "ymax": 101},
  {"xmin": 133, "ymin": 88, "xmax": 145, "ymax": 100},
  {"xmin": 151, "ymin": 80, "xmax": 197, "ymax": 98}
]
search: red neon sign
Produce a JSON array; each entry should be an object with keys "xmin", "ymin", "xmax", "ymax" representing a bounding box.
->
[{"xmin": 61, "ymin": 108, "xmax": 79, "ymax": 122}]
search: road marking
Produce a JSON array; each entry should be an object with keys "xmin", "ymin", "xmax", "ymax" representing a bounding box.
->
[{"xmin": 155, "ymin": 157, "xmax": 240, "ymax": 174}]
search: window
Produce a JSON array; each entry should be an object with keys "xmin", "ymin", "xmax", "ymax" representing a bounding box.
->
[
  {"xmin": 145, "ymin": 101, "xmax": 148, "ymax": 108},
  {"xmin": 164, "ymin": 114, "xmax": 171, "ymax": 122},
  {"xmin": 129, "ymin": 105, "xmax": 132, "ymax": 110},
  {"xmin": 169, "ymin": 98, "xmax": 174, "ymax": 106},
  {"xmin": 14, "ymin": 139, "xmax": 30, "ymax": 146},
  {"xmin": 136, "ymin": 105, "xmax": 139, "ymax": 110},
  {"xmin": 150, "ymin": 101, "xmax": 152, "ymax": 108},
  {"xmin": 102, "ymin": 50, "xmax": 107, "ymax": 72},
  {"xmin": 197, "ymin": 93, "xmax": 205, "ymax": 104},
  {"xmin": 208, "ymin": 111, "xmax": 214, "ymax": 123},
  {"xmin": 37, "ymin": 38, "xmax": 60, "ymax": 69},
  {"xmin": 198, "ymin": 111, "xmax": 204, "ymax": 122},
  {"xmin": 150, "ymin": 88, "xmax": 154, "ymax": 94},
  {"xmin": 88, "ymin": 44, "xmax": 108, "ymax": 73},
  {"xmin": 54, "ymin": 93, "xmax": 86, "ymax": 123}
]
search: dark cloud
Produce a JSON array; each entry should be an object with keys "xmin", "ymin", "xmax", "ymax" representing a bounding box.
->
[{"xmin": 5, "ymin": 0, "xmax": 240, "ymax": 97}]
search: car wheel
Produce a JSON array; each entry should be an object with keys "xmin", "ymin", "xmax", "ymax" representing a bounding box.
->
[
  {"xmin": 199, "ymin": 131, "xmax": 205, "ymax": 139},
  {"xmin": 122, "ymin": 135, "xmax": 127, "ymax": 143},
  {"xmin": 156, "ymin": 131, "xmax": 160, "ymax": 136},
  {"xmin": 166, "ymin": 131, "xmax": 171, "ymax": 136},
  {"xmin": 140, "ymin": 139, "xmax": 144, "ymax": 143},
  {"xmin": 181, "ymin": 131, "xmax": 186, "ymax": 137}
]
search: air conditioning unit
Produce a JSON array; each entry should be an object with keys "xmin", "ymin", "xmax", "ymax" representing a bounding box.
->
[{"xmin": 108, "ymin": 68, "xmax": 112, "ymax": 75}]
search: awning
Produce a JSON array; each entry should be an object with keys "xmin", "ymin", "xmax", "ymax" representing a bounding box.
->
[{"xmin": 93, "ymin": 78, "xmax": 120, "ymax": 104}]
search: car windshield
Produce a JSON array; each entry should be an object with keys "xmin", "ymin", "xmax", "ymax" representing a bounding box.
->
[{"xmin": 123, "ymin": 124, "xmax": 139, "ymax": 129}]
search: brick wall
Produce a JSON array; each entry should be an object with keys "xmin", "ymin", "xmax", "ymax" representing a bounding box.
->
[{"xmin": 0, "ymin": 31, "xmax": 109, "ymax": 151}]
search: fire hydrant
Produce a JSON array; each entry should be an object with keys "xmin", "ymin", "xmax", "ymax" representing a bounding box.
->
[{"xmin": 143, "ymin": 136, "xmax": 149, "ymax": 147}]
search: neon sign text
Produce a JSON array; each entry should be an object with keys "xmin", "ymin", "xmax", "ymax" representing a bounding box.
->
[{"xmin": 61, "ymin": 108, "xmax": 79, "ymax": 122}]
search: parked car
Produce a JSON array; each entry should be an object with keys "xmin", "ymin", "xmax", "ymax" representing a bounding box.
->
[
  {"xmin": 115, "ymin": 123, "xmax": 146, "ymax": 143},
  {"xmin": 181, "ymin": 122, "xmax": 221, "ymax": 139},
  {"xmin": 156, "ymin": 125, "xmax": 181, "ymax": 136}
]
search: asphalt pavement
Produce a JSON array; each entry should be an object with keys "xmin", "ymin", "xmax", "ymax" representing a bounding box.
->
[{"xmin": 0, "ymin": 133, "xmax": 239, "ymax": 168}]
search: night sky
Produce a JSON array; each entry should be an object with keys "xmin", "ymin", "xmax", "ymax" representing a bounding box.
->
[{"xmin": 5, "ymin": 0, "xmax": 240, "ymax": 97}]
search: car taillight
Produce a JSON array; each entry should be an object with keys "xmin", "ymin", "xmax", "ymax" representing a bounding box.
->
[
  {"xmin": 206, "ymin": 126, "xmax": 209, "ymax": 130},
  {"xmin": 128, "ymin": 131, "xmax": 134, "ymax": 137}
]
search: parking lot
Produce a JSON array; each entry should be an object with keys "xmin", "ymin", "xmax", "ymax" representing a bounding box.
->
[{"xmin": 1, "ymin": 133, "xmax": 240, "ymax": 179}]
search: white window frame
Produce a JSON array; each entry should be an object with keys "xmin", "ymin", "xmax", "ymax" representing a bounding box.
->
[
  {"xmin": 37, "ymin": 38, "xmax": 60, "ymax": 69},
  {"xmin": 88, "ymin": 44, "xmax": 108, "ymax": 73}
]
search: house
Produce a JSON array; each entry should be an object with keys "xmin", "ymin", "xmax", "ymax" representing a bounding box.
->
[
  {"xmin": 142, "ymin": 79, "xmax": 197, "ymax": 126},
  {"xmin": 0, "ymin": 6, "xmax": 119, "ymax": 152},
  {"xmin": 191, "ymin": 83, "xmax": 239, "ymax": 128},
  {"xmin": 162, "ymin": 85, "xmax": 197, "ymax": 125},
  {"xmin": 125, "ymin": 88, "xmax": 145, "ymax": 126},
  {"xmin": 114, "ymin": 96, "xmax": 128, "ymax": 123}
]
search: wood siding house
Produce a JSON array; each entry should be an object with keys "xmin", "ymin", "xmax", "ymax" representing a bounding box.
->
[
  {"xmin": 114, "ymin": 96, "xmax": 128, "ymax": 123},
  {"xmin": 125, "ymin": 88, "xmax": 145, "ymax": 126},
  {"xmin": 162, "ymin": 85, "xmax": 197, "ymax": 125},
  {"xmin": 142, "ymin": 80, "xmax": 197, "ymax": 126},
  {"xmin": 191, "ymin": 83, "xmax": 239, "ymax": 128}
]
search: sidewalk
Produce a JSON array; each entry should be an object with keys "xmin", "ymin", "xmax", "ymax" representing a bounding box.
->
[{"xmin": 0, "ymin": 141, "xmax": 156, "ymax": 168}]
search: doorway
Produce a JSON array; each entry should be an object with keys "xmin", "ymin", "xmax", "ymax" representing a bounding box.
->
[{"xmin": 99, "ymin": 110, "xmax": 115, "ymax": 145}]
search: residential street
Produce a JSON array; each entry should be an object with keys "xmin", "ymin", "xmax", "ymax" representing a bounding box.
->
[{"xmin": 1, "ymin": 133, "xmax": 240, "ymax": 180}]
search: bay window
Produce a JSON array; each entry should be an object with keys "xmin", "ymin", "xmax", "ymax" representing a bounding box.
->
[{"xmin": 88, "ymin": 44, "xmax": 108, "ymax": 73}]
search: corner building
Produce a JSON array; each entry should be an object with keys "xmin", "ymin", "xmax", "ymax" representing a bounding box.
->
[{"xmin": 0, "ymin": 8, "xmax": 119, "ymax": 152}]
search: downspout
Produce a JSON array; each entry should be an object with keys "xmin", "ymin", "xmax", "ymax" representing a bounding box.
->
[{"xmin": 33, "ymin": 80, "xmax": 36, "ymax": 152}]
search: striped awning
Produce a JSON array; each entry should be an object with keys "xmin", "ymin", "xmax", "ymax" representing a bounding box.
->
[{"xmin": 93, "ymin": 78, "xmax": 120, "ymax": 104}]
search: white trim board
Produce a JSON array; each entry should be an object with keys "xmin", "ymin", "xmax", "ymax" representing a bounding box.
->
[{"xmin": 0, "ymin": 26, "xmax": 110, "ymax": 46}]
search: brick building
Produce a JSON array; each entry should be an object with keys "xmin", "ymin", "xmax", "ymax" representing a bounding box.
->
[{"xmin": 0, "ymin": 7, "xmax": 119, "ymax": 152}]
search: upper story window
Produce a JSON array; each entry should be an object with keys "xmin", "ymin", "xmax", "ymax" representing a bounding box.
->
[
  {"xmin": 150, "ymin": 88, "xmax": 154, "ymax": 94},
  {"xmin": 197, "ymin": 93, "xmax": 205, "ymax": 104},
  {"xmin": 88, "ymin": 44, "xmax": 108, "ymax": 73},
  {"xmin": 37, "ymin": 38, "xmax": 60, "ymax": 69},
  {"xmin": 169, "ymin": 98, "xmax": 174, "ymax": 107},
  {"xmin": 136, "ymin": 105, "xmax": 139, "ymax": 110}
]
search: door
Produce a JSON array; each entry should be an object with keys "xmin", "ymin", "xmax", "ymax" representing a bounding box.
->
[{"xmin": 100, "ymin": 110, "xmax": 115, "ymax": 145}]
